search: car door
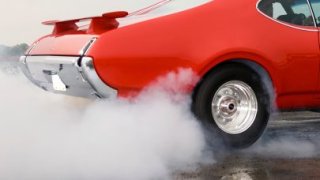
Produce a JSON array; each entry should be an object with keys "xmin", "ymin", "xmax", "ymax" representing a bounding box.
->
[{"xmin": 258, "ymin": 0, "xmax": 320, "ymax": 108}]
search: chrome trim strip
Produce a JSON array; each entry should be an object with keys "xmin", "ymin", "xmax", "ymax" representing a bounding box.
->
[
  {"xmin": 26, "ymin": 56, "xmax": 79, "ymax": 64},
  {"xmin": 25, "ymin": 41, "xmax": 39, "ymax": 55},
  {"xmin": 80, "ymin": 57, "xmax": 117, "ymax": 98},
  {"xmin": 307, "ymin": 0, "xmax": 318, "ymax": 26},
  {"xmin": 256, "ymin": 0, "xmax": 318, "ymax": 32},
  {"xmin": 19, "ymin": 56, "xmax": 41, "ymax": 88},
  {"xmin": 79, "ymin": 37, "xmax": 98, "ymax": 56}
]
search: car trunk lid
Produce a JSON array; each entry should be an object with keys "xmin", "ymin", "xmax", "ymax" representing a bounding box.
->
[{"xmin": 27, "ymin": 35, "xmax": 97, "ymax": 56}]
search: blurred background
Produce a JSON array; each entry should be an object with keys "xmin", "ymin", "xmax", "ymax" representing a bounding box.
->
[
  {"xmin": 0, "ymin": 0, "xmax": 162, "ymax": 67},
  {"xmin": 0, "ymin": 0, "xmax": 162, "ymax": 46}
]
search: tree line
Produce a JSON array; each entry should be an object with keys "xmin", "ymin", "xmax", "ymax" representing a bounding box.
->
[{"xmin": 0, "ymin": 43, "xmax": 29, "ymax": 57}]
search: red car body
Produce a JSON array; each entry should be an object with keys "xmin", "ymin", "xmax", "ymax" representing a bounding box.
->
[
  {"xmin": 19, "ymin": 0, "xmax": 320, "ymax": 147},
  {"xmin": 23, "ymin": 0, "xmax": 320, "ymax": 110}
]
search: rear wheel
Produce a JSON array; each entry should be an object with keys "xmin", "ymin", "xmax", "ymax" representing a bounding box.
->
[{"xmin": 192, "ymin": 64, "xmax": 271, "ymax": 148}]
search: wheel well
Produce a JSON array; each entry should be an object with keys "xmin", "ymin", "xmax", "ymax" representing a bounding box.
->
[{"xmin": 193, "ymin": 60, "xmax": 276, "ymax": 108}]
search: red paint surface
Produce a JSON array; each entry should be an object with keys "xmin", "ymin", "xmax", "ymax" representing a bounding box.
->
[{"xmin": 28, "ymin": 0, "xmax": 320, "ymax": 109}]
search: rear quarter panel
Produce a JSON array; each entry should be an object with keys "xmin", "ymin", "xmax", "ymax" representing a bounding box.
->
[{"xmin": 87, "ymin": 0, "xmax": 320, "ymax": 109}]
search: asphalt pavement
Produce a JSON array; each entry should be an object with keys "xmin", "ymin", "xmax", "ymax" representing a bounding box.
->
[{"xmin": 175, "ymin": 111, "xmax": 320, "ymax": 180}]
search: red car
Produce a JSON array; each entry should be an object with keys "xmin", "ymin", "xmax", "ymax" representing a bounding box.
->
[{"xmin": 20, "ymin": 0, "xmax": 320, "ymax": 148}]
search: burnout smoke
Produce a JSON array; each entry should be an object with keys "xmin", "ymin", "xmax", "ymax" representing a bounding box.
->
[
  {"xmin": 248, "ymin": 136, "xmax": 319, "ymax": 158},
  {"xmin": 0, "ymin": 67, "xmax": 212, "ymax": 180}
]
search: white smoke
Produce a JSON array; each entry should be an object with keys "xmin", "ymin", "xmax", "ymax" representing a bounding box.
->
[
  {"xmin": 246, "ymin": 116, "xmax": 320, "ymax": 158},
  {"xmin": 248, "ymin": 136, "xmax": 318, "ymax": 158},
  {"xmin": 0, "ymin": 57, "xmax": 319, "ymax": 179},
  {"xmin": 0, "ymin": 67, "xmax": 212, "ymax": 180}
]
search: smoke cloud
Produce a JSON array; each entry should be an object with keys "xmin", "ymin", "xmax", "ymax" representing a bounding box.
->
[
  {"xmin": 0, "ymin": 55, "xmax": 320, "ymax": 179},
  {"xmin": 246, "ymin": 118, "xmax": 320, "ymax": 158},
  {"xmin": 0, "ymin": 66, "xmax": 213, "ymax": 180},
  {"xmin": 249, "ymin": 136, "xmax": 318, "ymax": 158}
]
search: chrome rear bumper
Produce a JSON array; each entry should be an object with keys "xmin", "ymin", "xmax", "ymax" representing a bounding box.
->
[{"xmin": 19, "ymin": 56, "xmax": 117, "ymax": 98}]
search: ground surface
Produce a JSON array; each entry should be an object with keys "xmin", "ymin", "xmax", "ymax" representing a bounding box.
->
[{"xmin": 175, "ymin": 111, "xmax": 320, "ymax": 180}]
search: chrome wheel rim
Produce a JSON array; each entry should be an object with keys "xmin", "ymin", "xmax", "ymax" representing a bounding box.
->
[{"xmin": 211, "ymin": 81, "xmax": 258, "ymax": 134}]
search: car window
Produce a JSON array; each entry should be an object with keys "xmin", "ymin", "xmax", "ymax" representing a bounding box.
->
[
  {"xmin": 310, "ymin": 0, "xmax": 320, "ymax": 25},
  {"xmin": 258, "ymin": 0, "xmax": 315, "ymax": 27},
  {"xmin": 273, "ymin": 2, "xmax": 287, "ymax": 18}
]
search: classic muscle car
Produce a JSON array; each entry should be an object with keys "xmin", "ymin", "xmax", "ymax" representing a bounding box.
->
[{"xmin": 20, "ymin": 0, "xmax": 320, "ymax": 148}]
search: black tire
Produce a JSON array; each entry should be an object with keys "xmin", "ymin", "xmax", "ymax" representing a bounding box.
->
[{"xmin": 192, "ymin": 64, "xmax": 271, "ymax": 148}]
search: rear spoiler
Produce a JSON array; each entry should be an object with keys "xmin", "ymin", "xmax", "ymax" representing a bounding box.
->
[
  {"xmin": 42, "ymin": 0, "xmax": 171, "ymax": 35},
  {"xmin": 42, "ymin": 11, "xmax": 128, "ymax": 35}
]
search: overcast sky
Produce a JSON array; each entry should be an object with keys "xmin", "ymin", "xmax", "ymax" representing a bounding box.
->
[{"xmin": 0, "ymin": 0, "xmax": 160, "ymax": 46}]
